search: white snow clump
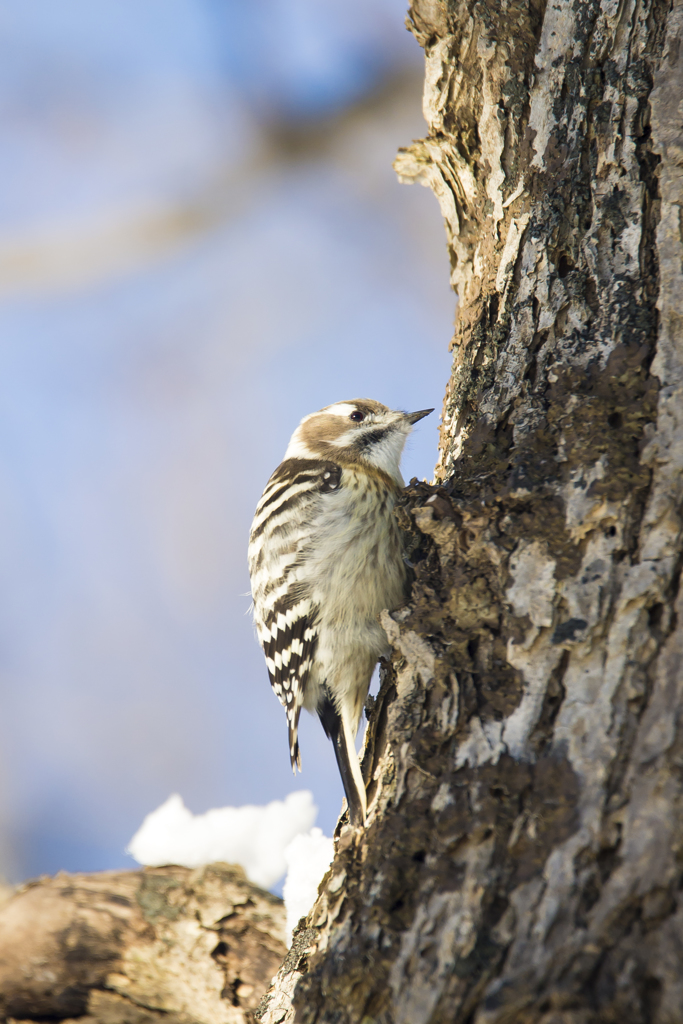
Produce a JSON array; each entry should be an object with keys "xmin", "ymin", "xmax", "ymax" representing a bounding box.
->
[
  {"xmin": 127, "ymin": 790, "xmax": 317, "ymax": 890},
  {"xmin": 282, "ymin": 827, "xmax": 334, "ymax": 942}
]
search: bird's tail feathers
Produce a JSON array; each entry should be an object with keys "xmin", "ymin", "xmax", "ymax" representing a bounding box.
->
[
  {"xmin": 288, "ymin": 709, "xmax": 302, "ymax": 772},
  {"xmin": 318, "ymin": 688, "xmax": 366, "ymax": 827}
]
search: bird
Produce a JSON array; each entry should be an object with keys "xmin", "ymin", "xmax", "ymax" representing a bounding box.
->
[{"xmin": 248, "ymin": 399, "xmax": 433, "ymax": 827}]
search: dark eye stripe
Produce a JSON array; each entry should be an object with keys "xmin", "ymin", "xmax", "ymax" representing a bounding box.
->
[{"xmin": 355, "ymin": 427, "xmax": 387, "ymax": 450}]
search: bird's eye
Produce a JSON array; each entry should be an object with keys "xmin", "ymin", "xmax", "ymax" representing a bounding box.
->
[{"xmin": 349, "ymin": 410, "xmax": 365, "ymax": 422}]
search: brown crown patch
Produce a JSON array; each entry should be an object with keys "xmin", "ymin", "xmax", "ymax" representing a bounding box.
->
[
  {"xmin": 320, "ymin": 398, "xmax": 391, "ymax": 418},
  {"xmin": 299, "ymin": 414, "xmax": 349, "ymax": 448}
]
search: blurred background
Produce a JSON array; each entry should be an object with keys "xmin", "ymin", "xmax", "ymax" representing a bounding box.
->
[{"xmin": 0, "ymin": 0, "xmax": 454, "ymax": 883}]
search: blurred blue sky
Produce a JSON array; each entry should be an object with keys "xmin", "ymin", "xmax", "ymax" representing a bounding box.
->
[{"xmin": 0, "ymin": 0, "xmax": 454, "ymax": 881}]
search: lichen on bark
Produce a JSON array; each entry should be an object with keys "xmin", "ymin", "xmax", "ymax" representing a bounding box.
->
[{"xmin": 257, "ymin": 0, "xmax": 683, "ymax": 1021}]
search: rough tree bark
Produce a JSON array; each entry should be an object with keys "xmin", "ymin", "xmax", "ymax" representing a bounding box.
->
[
  {"xmin": 257, "ymin": 0, "xmax": 683, "ymax": 1021},
  {"xmin": 0, "ymin": 864, "xmax": 286, "ymax": 1024}
]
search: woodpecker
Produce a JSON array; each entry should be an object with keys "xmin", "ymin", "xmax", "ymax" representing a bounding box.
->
[{"xmin": 248, "ymin": 399, "xmax": 432, "ymax": 827}]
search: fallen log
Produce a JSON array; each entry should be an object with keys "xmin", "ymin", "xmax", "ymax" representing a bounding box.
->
[{"xmin": 0, "ymin": 863, "xmax": 286, "ymax": 1024}]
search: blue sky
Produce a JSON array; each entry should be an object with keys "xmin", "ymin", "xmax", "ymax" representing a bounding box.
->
[{"xmin": 0, "ymin": 0, "xmax": 454, "ymax": 882}]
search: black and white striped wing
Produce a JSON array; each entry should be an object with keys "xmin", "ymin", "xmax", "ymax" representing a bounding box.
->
[{"xmin": 248, "ymin": 458, "xmax": 341, "ymax": 770}]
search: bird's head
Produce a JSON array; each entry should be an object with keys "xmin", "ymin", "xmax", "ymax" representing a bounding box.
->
[{"xmin": 284, "ymin": 399, "xmax": 433, "ymax": 484}]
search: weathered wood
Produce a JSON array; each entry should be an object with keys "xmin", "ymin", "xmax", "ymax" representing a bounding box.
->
[
  {"xmin": 0, "ymin": 864, "xmax": 286, "ymax": 1024},
  {"xmin": 257, "ymin": 0, "xmax": 683, "ymax": 1021}
]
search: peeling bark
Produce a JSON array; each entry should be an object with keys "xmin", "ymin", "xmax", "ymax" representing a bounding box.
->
[
  {"xmin": 0, "ymin": 865, "xmax": 286, "ymax": 1024},
  {"xmin": 257, "ymin": 0, "xmax": 683, "ymax": 1021}
]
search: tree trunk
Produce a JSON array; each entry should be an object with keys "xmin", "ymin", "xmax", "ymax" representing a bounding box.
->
[{"xmin": 257, "ymin": 0, "xmax": 683, "ymax": 1021}]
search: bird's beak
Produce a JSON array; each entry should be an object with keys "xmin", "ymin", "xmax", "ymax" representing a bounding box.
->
[{"xmin": 405, "ymin": 408, "xmax": 434, "ymax": 425}]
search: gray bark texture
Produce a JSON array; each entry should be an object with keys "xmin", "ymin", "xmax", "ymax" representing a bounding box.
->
[
  {"xmin": 257, "ymin": 0, "xmax": 683, "ymax": 1022},
  {"xmin": 0, "ymin": 864, "xmax": 286, "ymax": 1024}
]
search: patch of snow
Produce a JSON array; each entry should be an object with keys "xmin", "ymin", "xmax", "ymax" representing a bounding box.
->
[
  {"xmin": 282, "ymin": 827, "xmax": 334, "ymax": 943},
  {"xmin": 127, "ymin": 790, "xmax": 317, "ymax": 890}
]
